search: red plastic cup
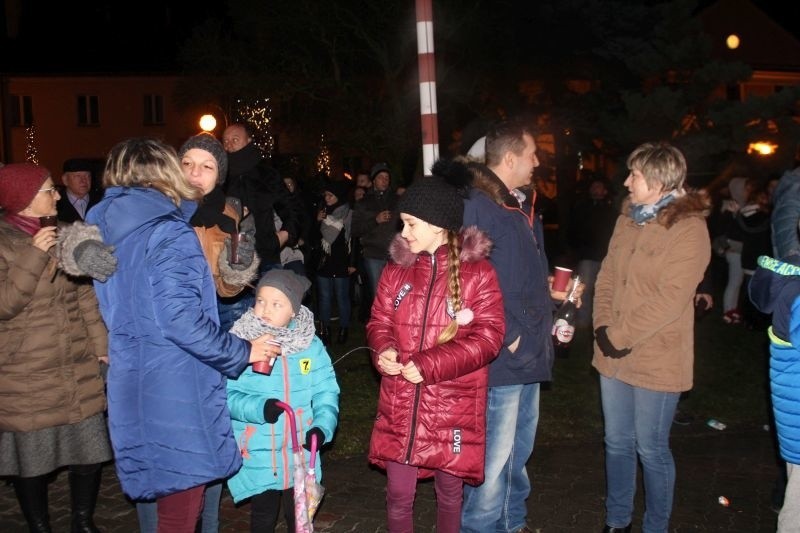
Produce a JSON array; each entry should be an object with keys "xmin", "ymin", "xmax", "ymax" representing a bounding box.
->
[
  {"xmin": 552, "ymin": 266, "xmax": 572, "ymax": 292},
  {"xmin": 252, "ymin": 358, "xmax": 276, "ymax": 375},
  {"xmin": 253, "ymin": 341, "xmax": 281, "ymax": 375}
]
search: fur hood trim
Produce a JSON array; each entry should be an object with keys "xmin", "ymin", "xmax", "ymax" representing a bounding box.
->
[
  {"xmin": 466, "ymin": 163, "xmax": 519, "ymax": 208},
  {"xmin": 389, "ymin": 225, "xmax": 492, "ymax": 267},
  {"xmin": 621, "ymin": 190, "xmax": 710, "ymax": 229}
]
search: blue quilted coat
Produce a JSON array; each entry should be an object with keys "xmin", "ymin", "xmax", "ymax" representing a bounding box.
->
[
  {"xmin": 750, "ymin": 255, "xmax": 800, "ymax": 464},
  {"xmin": 87, "ymin": 187, "xmax": 251, "ymax": 499}
]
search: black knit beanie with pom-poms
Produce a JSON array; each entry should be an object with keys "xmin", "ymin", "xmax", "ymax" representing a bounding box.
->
[{"xmin": 397, "ymin": 159, "xmax": 472, "ymax": 232}]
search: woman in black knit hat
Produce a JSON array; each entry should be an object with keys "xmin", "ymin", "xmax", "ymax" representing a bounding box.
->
[{"xmin": 366, "ymin": 160, "xmax": 506, "ymax": 532}]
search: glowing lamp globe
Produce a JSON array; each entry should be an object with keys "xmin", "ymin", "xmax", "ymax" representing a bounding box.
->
[
  {"xmin": 726, "ymin": 34, "xmax": 740, "ymax": 50},
  {"xmin": 199, "ymin": 114, "xmax": 217, "ymax": 132}
]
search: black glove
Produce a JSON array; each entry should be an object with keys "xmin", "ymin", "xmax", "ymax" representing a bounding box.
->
[
  {"xmin": 263, "ymin": 399, "xmax": 283, "ymax": 424},
  {"xmin": 224, "ymin": 235, "xmax": 256, "ymax": 270},
  {"xmin": 303, "ymin": 427, "xmax": 325, "ymax": 451},
  {"xmin": 595, "ymin": 326, "xmax": 632, "ymax": 359},
  {"xmin": 74, "ymin": 240, "xmax": 117, "ymax": 282}
]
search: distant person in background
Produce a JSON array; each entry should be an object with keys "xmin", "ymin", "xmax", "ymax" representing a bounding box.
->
[
  {"xmin": 0, "ymin": 163, "xmax": 112, "ymax": 533},
  {"xmin": 567, "ymin": 176, "xmax": 617, "ymax": 328},
  {"xmin": 593, "ymin": 142, "xmax": 710, "ymax": 533},
  {"xmin": 315, "ymin": 180, "xmax": 356, "ymax": 345},
  {"xmin": 57, "ymin": 158, "xmax": 102, "ymax": 223},
  {"xmin": 719, "ymin": 177, "xmax": 751, "ymax": 325},
  {"xmin": 222, "ymin": 123, "xmax": 304, "ymax": 275},
  {"xmin": 352, "ymin": 162, "xmax": 400, "ymax": 300}
]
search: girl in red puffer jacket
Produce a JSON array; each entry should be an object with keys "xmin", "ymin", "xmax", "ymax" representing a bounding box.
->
[{"xmin": 366, "ymin": 160, "xmax": 505, "ymax": 533}]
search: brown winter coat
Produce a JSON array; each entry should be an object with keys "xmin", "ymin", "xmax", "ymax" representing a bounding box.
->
[
  {"xmin": 592, "ymin": 192, "xmax": 711, "ymax": 392},
  {"xmin": 0, "ymin": 219, "xmax": 107, "ymax": 432}
]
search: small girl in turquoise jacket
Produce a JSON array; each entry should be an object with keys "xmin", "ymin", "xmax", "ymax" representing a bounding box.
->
[{"xmin": 226, "ymin": 269, "xmax": 340, "ymax": 532}]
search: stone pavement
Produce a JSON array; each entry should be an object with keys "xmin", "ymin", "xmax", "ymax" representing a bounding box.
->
[{"xmin": 0, "ymin": 425, "xmax": 780, "ymax": 532}]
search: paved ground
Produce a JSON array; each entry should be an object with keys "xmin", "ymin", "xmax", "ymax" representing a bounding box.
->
[{"xmin": 0, "ymin": 424, "xmax": 781, "ymax": 532}]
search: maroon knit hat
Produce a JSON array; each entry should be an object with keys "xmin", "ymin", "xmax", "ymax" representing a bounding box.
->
[{"xmin": 0, "ymin": 163, "xmax": 51, "ymax": 214}]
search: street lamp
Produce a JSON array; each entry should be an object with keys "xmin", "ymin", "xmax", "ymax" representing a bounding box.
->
[{"xmin": 199, "ymin": 114, "xmax": 217, "ymax": 132}]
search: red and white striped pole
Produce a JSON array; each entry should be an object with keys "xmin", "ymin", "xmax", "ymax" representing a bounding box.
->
[{"xmin": 416, "ymin": 0, "xmax": 439, "ymax": 175}]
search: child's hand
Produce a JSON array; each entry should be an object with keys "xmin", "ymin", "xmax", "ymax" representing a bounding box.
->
[
  {"xmin": 263, "ymin": 399, "xmax": 283, "ymax": 424},
  {"xmin": 377, "ymin": 349, "xmax": 402, "ymax": 375},
  {"xmin": 303, "ymin": 427, "xmax": 325, "ymax": 451},
  {"xmin": 249, "ymin": 334, "xmax": 282, "ymax": 364},
  {"xmin": 401, "ymin": 361, "xmax": 423, "ymax": 384}
]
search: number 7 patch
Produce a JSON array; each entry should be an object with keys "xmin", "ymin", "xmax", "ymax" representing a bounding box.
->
[{"xmin": 299, "ymin": 358, "xmax": 312, "ymax": 375}]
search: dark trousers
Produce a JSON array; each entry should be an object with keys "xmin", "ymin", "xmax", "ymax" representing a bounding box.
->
[{"xmin": 250, "ymin": 488, "xmax": 295, "ymax": 533}]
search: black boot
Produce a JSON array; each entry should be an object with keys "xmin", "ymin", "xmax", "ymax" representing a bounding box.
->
[
  {"xmin": 69, "ymin": 464, "xmax": 102, "ymax": 533},
  {"xmin": 602, "ymin": 525, "xmax": 631, "ymax": 533},
  {"xmin": 319, "ymin": 324, "xmax": 330, "ymax": 346},
  {"xmin": 13, "ymin": 474, "xmax": 52, "ymax": 533},
  {"xmin": 337, "ymin": 327, "xmax": 349, "ymax": 344}
]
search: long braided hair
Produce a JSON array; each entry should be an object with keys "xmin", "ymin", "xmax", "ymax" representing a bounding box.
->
[{"xmin": 436, "ymin": 229, "xmax": 462, "ymax": 345}]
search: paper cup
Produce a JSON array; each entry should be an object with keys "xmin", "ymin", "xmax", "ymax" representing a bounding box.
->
[{"xmin": 552, "ymin": 266, "xmax": 572, "ymax": 292}]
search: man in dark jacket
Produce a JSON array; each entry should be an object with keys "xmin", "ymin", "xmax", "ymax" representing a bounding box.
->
[
  {"xmin": 222, "ymin": 123, "xmax": 304, "ymax": 272},
  {"xmin": 461, "ymin": 119, "xmax": 563, "ymax": 533},
  {"xmin": 56, "ymin": 158, "xmax": 102, "ymax": 223},
  {"xmin": 352, "ymin": 162, "xmax": 400, "ymax": 295}
]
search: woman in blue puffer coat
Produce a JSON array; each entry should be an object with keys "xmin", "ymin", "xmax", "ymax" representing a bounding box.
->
[{"xmin": 87, "ymin": 138, "xmax": 275, "ymax": 533}]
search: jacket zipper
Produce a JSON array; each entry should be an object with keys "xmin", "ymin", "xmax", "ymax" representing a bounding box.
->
[{"xmin": 404, "ymin": 253, "xmax": 436, "ymax": 463}]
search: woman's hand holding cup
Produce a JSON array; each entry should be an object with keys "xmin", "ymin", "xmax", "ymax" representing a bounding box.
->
[
  {"xmin": 249, "ymin": 334, "xmax": 282, "ymax": 364},
  {"xmin": 31, "ymin": 226, "xmax": 58, "ymax": 252}
]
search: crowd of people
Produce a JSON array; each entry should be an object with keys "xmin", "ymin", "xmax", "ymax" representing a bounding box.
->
[{"xmin": 0, "ymin": 117, "xmax": 797, "ymax": 533}]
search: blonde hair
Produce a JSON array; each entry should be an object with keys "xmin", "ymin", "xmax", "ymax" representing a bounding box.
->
[
  {"xmin": 627, "ymin": 142, "xmax": 687, "ymax": 193},
  {"xmin": 103, "ymin": 137, "xmax": 201, "ymax": 206},
  {"xmin": 436, "ymin": 230, "xmax": 462, "ymax": 345}
]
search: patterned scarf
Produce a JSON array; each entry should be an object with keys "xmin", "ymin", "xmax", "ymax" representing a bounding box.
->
[
  {"xmin": 229, "ymin": 305, "xmax": 316, "ymax": 356},
  {"xmin": 629, "ymin": 190, "xmax": 681, "ymax": 225}
]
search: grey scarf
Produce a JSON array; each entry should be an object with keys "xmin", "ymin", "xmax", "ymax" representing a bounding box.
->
[
  {"xmin": 230, "ymin": 306, "xmax": 316, "ymax": 355},
  {"xmin": 320, "ymin": 204, "xmax": 351, "ymax": 256}
]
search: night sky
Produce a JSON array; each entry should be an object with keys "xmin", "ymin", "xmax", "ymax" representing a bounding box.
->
[{"xmin": 1, "ymin": 0, "xmax": 798, "ymax": 72}]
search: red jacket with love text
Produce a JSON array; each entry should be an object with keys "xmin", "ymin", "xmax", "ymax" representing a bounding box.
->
[{"xmin": 367, "ymin": 227, "xmax": 505, "ymax": 485}]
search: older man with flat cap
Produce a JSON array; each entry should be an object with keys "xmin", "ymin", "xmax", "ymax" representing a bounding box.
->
[{"xmin": 57, "ymin": 158, "xmax": 102, "ymax": 223}]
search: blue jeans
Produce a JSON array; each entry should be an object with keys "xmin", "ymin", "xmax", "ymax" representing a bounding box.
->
[
  {"xmin": 600, "ymin": 375, "xmax": 680, "ymax": 533},
  {"xmin": 461, "ymin": 383, "xmax": 540, "ymax": 533},
  {"xmin": 135, "ymin": 482, "xmax": 222, "ymax": 533},
  {"xmin": 362, "ymin": 257, "xmax": 386, "ymax": 296},
  {"xmin": 316, "ymin": 275, "xmax": 351, "ymax": 328}
]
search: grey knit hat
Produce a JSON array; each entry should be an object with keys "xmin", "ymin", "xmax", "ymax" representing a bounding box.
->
[
  {"xmin": 178, "ymin": 133, "xmax": 228, "ymax": 184},
  {"xmin": 396, "ymin": 159, "xmax": 471, "ymax": 232},
  {"xmin": 256, "ymin": 269, "xmax": 312, "ymax": 313}
]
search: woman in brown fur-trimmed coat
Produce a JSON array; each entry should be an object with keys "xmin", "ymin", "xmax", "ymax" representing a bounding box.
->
[{"xmin": 592, "ymin": 143, "xmax": 710, "ymax": 533}]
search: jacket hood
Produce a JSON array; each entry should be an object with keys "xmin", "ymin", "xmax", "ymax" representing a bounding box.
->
[
  {"xmin": 466, "ymin": 163, "xmax": 522, "ymax": 209},
  {"xmin": 388, "ymin": 225, "xmax": 492, "ymax": 267},
  {"xmin": 621, "ymin": 190, "xmax": 710, "ymax": 229},
  {"xmin": 749, "ymin": 255, "xmax": 800, "ymax": 342},
  {"xmin": 89, "ymin": 187, "xmax": 196, "ymax": 244}
]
